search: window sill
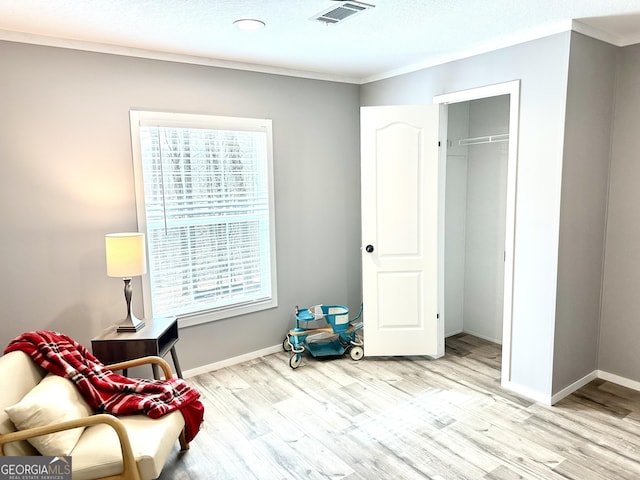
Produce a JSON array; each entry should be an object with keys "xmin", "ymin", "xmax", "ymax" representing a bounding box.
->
[{"xmin": 176, "ymin": 297, "xmax": 278, "ymax": 328}]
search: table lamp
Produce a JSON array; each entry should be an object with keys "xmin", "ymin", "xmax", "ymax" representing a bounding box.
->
[{"xmin": 105, "ymin": 232, "xmax": 147, "ymax": 333}]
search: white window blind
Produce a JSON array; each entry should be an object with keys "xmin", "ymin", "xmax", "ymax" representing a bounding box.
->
[{"xmin": 130, "ymin": 111, "xmax": 277, "ymax": 326}]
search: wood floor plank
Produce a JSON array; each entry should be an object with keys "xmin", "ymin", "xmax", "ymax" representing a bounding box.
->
[
  {"xmin": 159, "ymin": 334, "xmax": 640, "ymax": 479},
  {"xmin": 449, "ymin": 415, "xmax": 566, "ymax": 477},
  {"xmin": 250, "ymin": 431, "xmax": 353, "ymax": 480},
  {"xmin": 483, "ymin": 464, "xmax": 529, "ymax": 479}
]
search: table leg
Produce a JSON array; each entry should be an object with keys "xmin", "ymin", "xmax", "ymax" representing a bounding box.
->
[{"xmin": 170, "ymin": 346, "xmax": 183, "ymax": 378}]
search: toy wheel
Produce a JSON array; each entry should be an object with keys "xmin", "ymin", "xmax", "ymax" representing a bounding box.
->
[
  {"xmin": 282, "ymin": 336, "xmax": 292, "ymax": 352},
  {"xmin": 289, "ymin": 353, "xmax": 302, "ymax": 369},
  {"xmin": 350, "ymin": 345, "xmax": 364, "ymax": 361}
]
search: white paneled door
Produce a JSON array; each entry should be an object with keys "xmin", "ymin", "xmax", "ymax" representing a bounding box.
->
[{"xmin": 361, "ymin": 105, "xmax": 443, "ymax": 358}]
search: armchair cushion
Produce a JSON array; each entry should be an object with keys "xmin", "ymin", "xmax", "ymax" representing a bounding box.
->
[
  {"xmin": 69, "ymin": 412, "xmax": 184, "ymax": 480},
  {"xmin": 5, "ymin": 373, "xmax": 93, "ymax": 456}
]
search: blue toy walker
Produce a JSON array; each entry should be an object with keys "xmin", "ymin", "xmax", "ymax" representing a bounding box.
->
[{"xmin": 283, "ymin": 304, "xmax": 364, "ymax": 369}]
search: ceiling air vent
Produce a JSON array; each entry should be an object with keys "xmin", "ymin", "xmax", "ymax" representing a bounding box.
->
[{"xmin": 311, "ymin": 1, "xmax": 375, "ymax": 25}]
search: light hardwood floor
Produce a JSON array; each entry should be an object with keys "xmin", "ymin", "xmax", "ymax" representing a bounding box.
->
[{"xmin": 160, "ymin": 334, "xmax": 640, "ymax": 479}]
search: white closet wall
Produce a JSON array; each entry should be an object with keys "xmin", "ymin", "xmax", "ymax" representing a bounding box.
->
[
  {"xmin": 444, "ymin": 102, "xmax": 469, "ymax": 336},
  {"xmin": 445, "ymin": 95, "xmax": 510, "ymax": 343}
]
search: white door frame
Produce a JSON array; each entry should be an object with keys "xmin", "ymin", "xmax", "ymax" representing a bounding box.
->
[{"xmin": 433, "ymin": 80, "xmax": 520, "ymax": 387}]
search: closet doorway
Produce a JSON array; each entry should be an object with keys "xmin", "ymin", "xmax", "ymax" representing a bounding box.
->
[
  {"xmin": 434, "ymin": 81, "xmax": 520, "ymax": 385},
  {"xmin": 445, "ymin": 95, "xmax": 509, "ymax": 343}
]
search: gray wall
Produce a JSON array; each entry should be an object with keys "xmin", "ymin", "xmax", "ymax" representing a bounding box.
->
[
  {"xmin": 0, "ymin": 40, "xmax": 362, "ymax": 370},
  {"xmin": 599, "ymin": 43, "xmax": 640, "ymax": 380},
  {"xmin": 552, "ymin": 33, "xmax": 616, "ymax": 394},
  {"xmin": 361, "ymin": 33, "xmax": 571, "ymax": 398}
]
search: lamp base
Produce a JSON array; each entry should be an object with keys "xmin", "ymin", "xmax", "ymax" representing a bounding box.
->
[
  {"xmin": 117, "ymin": 278, "xmax": 146, "ymax": 333},
  {"xmin": 116, "ymin": 317, "xmax": 146, "ymax": 333}
]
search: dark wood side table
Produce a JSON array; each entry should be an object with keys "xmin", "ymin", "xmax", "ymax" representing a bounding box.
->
[{"xmin": 91, "ymin": 317, "xmax": 183, "ymax": 379}]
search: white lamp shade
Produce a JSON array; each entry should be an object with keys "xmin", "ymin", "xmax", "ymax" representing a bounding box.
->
[{"xmin": 105, "ymin": 232, "xmax": 147, "ymax": 278}]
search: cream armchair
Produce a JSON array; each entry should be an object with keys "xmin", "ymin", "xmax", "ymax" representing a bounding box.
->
[{"xmin": 0, "ymin": 350, "xmax": 188, "ymax": 480}]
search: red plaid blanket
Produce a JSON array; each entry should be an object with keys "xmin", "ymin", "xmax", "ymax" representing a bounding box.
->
[{"xmin": 4, "ymin": 330, "xmax": 204, "ymax": 443}]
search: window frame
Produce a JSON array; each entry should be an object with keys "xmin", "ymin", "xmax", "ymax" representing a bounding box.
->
[{"xmin": 129, "ymin": 109, "xmax": 278, "ymax": 327}]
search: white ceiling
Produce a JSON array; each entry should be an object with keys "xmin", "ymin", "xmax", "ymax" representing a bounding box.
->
[{"xmin": 1, "ymin": 0, "xmax": 639, "ymax": 84}]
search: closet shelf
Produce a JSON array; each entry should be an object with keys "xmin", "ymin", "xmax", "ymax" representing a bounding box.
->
[{"xmin": 457, "ymin": 133, "xmax": 509, "ymax": 146}]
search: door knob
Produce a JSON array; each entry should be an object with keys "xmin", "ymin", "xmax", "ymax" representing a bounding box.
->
[{"xmin": 365, "ymin": 245, "xmax": 374, "ymax": 253}]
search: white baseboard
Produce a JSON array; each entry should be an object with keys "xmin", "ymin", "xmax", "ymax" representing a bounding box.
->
[
  {"xmin": 597, "ymin": 370, "xmax": 640, "ymax": 392},
  {"xmin": 550, "ymin": 370, "xmax": 598, "ymax": 405},
  {"xmin": 461, "ymin": 329, "xmax": 502, "ymax": 345},
  {"xmin": 501, "ymin": 380, "xmax": 553, "ymax": 405},
  {"xmin": 445, "ymin": 329, "xmax": 501, "ymax": 345},
  {"xmin": 182, "ymin": 344, "xmax": 282, "ymax": 378},
  {"xmin": 445, "ymin": 329, "xmax": 463, "ymax": 338},
  {"xmin": 544, "ymin": 370, "xmax": 640, "ymax": 405}
]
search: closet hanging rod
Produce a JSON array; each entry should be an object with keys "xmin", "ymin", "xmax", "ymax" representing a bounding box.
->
[{"xmin": 457, "ymin": 133, "xmax": 509, "ymax": 146}]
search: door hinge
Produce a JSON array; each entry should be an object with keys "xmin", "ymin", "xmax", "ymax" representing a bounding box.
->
[
  {"xmin": 437, "ymin": 313, "xmax": 440, "ymax": 319},
  {"xmin": 438, "ymin": 141, "xmax": 441, "ymax": 147}
]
